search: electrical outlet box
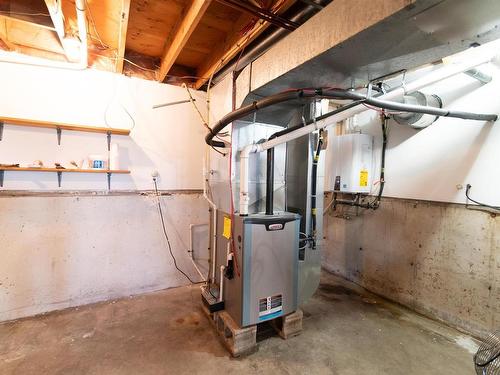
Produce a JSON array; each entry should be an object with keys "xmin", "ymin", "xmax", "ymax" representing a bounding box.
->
[{"xmin": 326, "ymin": 133, "xmax": 374, "ymax": 193}]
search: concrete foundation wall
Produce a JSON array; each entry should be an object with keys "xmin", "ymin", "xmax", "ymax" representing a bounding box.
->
[
  {"xmin": 0, "ymin": 61, "xmax": 210, "ymax": 322},
  {"xmin": 0, "ymin": 193, "xmax": 208, "ymax": 322},
  {"xmin": 322, "ymin": 196, "xmax": 499, "ymax": 337}
]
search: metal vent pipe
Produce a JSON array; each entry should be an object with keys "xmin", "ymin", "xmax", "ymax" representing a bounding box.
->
[{"xmin": 211, "ymin": 0, "xmax": 332, "ymax": 86}]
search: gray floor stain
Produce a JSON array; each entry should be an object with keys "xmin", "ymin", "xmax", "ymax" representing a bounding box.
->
[{"xmin": 0, "ymin": 271, "xmax": 476, "ymax": 374}]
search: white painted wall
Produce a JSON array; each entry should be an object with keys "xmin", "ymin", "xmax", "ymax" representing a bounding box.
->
[
  {"xmin": 214, "ymin": 57, "xmax": 500, "ymax": 206},
  {"xmin": 0, "ymin": 61, "xmax": 207, "ymax": 191},
  {"xmin": 323, "ymin": 61, "xmax": 500, "ymax": 205},
  {"xmin": 0, "ymin": 63, "xmax": 210, "ymax": 322}
]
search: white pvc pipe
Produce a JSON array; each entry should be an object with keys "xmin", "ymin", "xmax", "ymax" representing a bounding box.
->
[
  {"xmin": 219, "ymin": 265, "xmax": 225, "ymax": 302},
  {"xmin": 239, "ymin": 144, "xmax": 258, "ymax": 215},
  {"xmin": 202, "ymin": 151, "xmax": 219, "ymax": 283},
  {"xmin": 262, "ymin": 55, "xmax": 496, "ymax": 152},
  {"xmin": 238, "ymin": 44, "xmax": 499, "ymax": 215},
  {"xmin": 0, "ymin": 1, "xmax": 88, "ymax": 70},
  {"xmin": 0, "ymin": 52, "xmax": 85, "ymax": 70},
  {"xmin": 75, "ymin": 0, "xmax": 88, "ymax": 68},
  {"xmin": 189, "ymin": 256, "xmax": 206, "ymax": 282}
]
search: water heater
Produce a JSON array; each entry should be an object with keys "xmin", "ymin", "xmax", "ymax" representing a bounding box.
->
[{"xmin": 326, "ymin": 133, "xmax": 374, "ymax": 193}]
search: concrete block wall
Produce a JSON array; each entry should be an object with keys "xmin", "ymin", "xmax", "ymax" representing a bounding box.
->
[
  {"xmin": 322, "ymin": 197, "xmax": 499, "ymax": 337},
  {"xmin": 0, "ymin": 193, "xmax": 208, "ymax": 322}
]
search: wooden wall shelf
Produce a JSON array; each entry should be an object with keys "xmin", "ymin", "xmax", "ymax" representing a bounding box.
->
[
  {"xmin": 0, "ymin": 167, "xmax": 130, "ymax": 173},
  {"xmin": 0, "ymin": 116, "xmax": 130, "ymax": 135},
  {"xmin": 0, "ymin": 167, "xmax": 131, "ymax": 189},
  {"xmin": 0, "ymin": 116, "xmax": 130, "ymax": 146}
]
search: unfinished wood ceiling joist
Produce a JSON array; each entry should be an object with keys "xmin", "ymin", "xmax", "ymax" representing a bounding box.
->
[
  {"xmin": 115, "ymin": 0, "xmax": 131, "ymax": 72},
  {"xmin": 158, "ymin": 0, "xmax": 212, "ymax": 82},
  {"xmin": 193, "ymin": 0, "xmax": 295, "ymax": 89},
  {"xmin": 0, "ymin": 0, "xmax": 318, "ymax": 88}
]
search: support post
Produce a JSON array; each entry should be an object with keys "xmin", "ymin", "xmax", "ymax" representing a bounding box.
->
[
  {"xmin": 0, "ymin": 121, "xmax": 3, "ymax": 141},
  {"xmin": 0, "ymin": 170, "xmax": 4, "ymax": 187},
  {"xmin": 56, "ymin": 127, "xmax": 62, "ymax": 145},
  {"xmin": 107, "ymin": 172, "xmax": 111, "ymax": 190},
  {"xmin": 57, "ymin": 171, "xmax": 62, "ymax": 187}
]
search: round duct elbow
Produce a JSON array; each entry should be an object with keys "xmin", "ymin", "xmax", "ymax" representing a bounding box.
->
[{"xmin": 392, "ymin": 91, "xmax": 442, "ymax": 129}]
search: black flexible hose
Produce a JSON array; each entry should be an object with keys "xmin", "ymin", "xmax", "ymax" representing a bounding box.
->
[
  {"xmin": 205, "ymin": 88, "xmax": 498, "ymax": 148},
  {"xmin": 466, "ymin": 184, "xmax": 500, "ymax": 210},
  {"xmin": 206, "ymin": 90, "xmax": 316, "ymax": 147}
]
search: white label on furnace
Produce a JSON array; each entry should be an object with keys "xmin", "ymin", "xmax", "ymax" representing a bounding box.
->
[{"xmin": 258, "ymin": 294, "xmax": 283, "ymax": 317}]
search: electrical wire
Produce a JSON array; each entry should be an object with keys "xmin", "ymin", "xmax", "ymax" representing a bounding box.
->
[
  {"xmin": 0, "ymin": 11, "xmax": 50, "ymax": 17},
  {"xmin": 181, "ymin": 82, "xmax": 229, "ymax": 153},
  {"xmin": 153, "ymin": 178, "xmax": 198, "ymax": 284},
  {"xmin": 103, "ymin": 76, "xmax": 136, "ymax": 131},
  {"xmin": 362, "ymin": 102, "xmax": 405, "ymax": 115},
  {"xmin": 227, "ymin": 83, "xmax": 240, "ymax": 278},
  {"xmin": 183, "ymin": 83, "xmax": 208, "ymax": 127},
  {"xmin": 82, "ymin": 14, "xmax": 209, "ymax": 82},
  {"xmin": 211, "ymin": 145, "xmax": 227, "ymax": 156},
  {"xmin": 465, "ymin": 184, "xmax": 500, "ymax": 211},
  {"xmin": 367, "ymin": 114, "xmax": 388, "ymax": 207},
  {"xmin": 84, "ymin": 0, "xmax": 109, "ymax": 49}
]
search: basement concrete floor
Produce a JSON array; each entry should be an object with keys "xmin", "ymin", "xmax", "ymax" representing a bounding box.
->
[{"xmin": 0, "ymin": 271, "xmax": 478, "ymax": 374}]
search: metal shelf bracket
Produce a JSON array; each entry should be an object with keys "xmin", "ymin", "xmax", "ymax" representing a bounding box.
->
[
  {"xmin": 107, "ymin": 131, "xmax": 112, "ymax": 151},
  {"xmin": 56, "ymin": 127, "xmax": 62, "ymax": 145}
]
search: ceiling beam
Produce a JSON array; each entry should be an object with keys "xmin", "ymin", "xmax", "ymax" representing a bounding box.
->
[
  {"xmin": 194, "ymin": 0, "xmax": 294, "ymax": 89},
  {"xmin": 158, "ymin": 0, "xmax": 212, "ymax": 82},
  {"xmin": 115, "ymin": 0, "xmax": 131, "ymax": 73},
  {"xmin": 0, "ymin": 15, "xmax": 64, "ymax": 54}
]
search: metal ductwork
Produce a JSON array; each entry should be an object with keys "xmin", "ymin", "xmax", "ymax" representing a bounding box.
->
[
  {"xmin": 392, "ymin": 91, "xmax": 442, "ymax": 129},
  {"xmin": 211, "ymin": 0, "xmax": 332, "ymax": 86}
]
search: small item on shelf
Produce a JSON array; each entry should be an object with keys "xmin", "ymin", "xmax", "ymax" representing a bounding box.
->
[
  {"xmin": 54, "ymin": 163, "xmax": 65, "ymax": 169},
  {"xmin": 80, "ymin": 158, "xmax": 89, "ymax": 169},
  {"xmin": 68, "ymin": 161, "xmax": 79, "ymax": 169},
  {"xmin": 109, "ymin": 143, "xmax": 120, "ymax": 170},
  {"xmin": 0, "ymin": 163, "xmax": 20, "ymax": 168},
  {"xmin": 28, "ymin": 160, "xmax": 43, "ymax": 168},
  {"xmin": 88, "ymin": 154, "xmax": 107, "ymax": 169}
]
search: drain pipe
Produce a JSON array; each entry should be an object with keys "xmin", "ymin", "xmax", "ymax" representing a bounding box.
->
[
  {"xmin": 203, "ymin": 159, "xmax": 218, "ymax": 283},
  {"xmin": 75, "ymin": 0, "xmax": 88, "ymax": 68},
  {"xmin": 240, "ymin": 144, "xmax": 259, "ymax": 216},
  {"xmin": 219, "ymin": 265, "xmax": 225, "ymax": 302}
]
